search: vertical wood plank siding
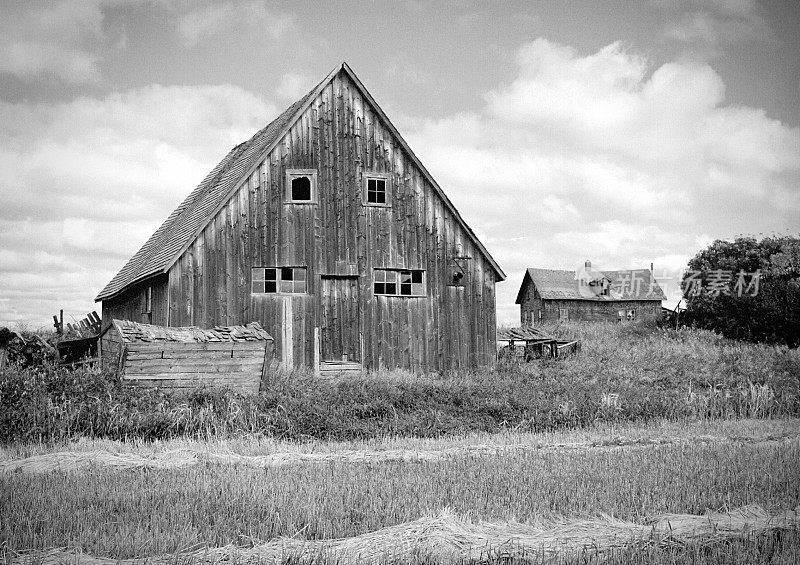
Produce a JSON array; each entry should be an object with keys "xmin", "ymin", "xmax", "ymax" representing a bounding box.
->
[
  {"xmin": 115, "ymin": 73, "xmax": 496, "ymax": 371},
  {"xmin": 101, "ymin": 275, "xmax": 169, "ymax": 328}
]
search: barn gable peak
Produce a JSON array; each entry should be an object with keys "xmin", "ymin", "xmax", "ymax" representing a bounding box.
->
[{"xmin": 96, "ymin": 63, "xmax": 503, "ymax": 302}]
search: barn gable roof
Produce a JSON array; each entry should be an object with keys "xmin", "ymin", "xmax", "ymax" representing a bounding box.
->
[
  {"xmin": 515, "ymin": 267, "xmax": 666, "ymax": 303},
  {"xmin": 96, "ymin": 63, "xmax": 504, "ymax": 301}
]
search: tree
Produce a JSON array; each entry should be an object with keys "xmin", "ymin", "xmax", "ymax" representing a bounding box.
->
[{"xmin": 681, "ymin": 235, "xmax": 800, "ymax": 347}]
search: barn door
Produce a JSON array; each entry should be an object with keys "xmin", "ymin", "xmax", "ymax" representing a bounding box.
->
[{"xmin": 320, "ymin": 276, "xmax": 360, "ymax": 362}]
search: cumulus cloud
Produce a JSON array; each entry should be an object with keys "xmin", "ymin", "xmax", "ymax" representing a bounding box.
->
[
  {"xmin": 403, "ymin": 39, "xmax": 800, "ymax": 324},
  {"xmin": 0, "ymin": 0, "xmax": 106, "ymax": 83},
  {"xmin": 661, "ymin": 0, "xmax": 772, "ymax": 57},
  {"xmin": 0, "ymin": 85, "xmax": 277, "ymax": 326},
  {"xmin": 276, "ymin": 72, "xmax": 315, "ymax": 101},
  {"xmin": 177, "ymin": 1, "xmax": 294, "ymax": 46}
]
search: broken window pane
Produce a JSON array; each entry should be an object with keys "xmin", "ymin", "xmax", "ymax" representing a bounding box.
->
[{"xmin": 281, "ymin": 267, "xmax": 294, "ymax": 281}]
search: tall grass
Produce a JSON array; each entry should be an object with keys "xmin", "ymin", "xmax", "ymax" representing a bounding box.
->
[{"xmin": 1, "ymin": 323, "xmax": 798, "ymax": 444}]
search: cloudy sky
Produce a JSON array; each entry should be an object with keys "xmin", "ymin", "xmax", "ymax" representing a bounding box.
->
[{"xmin": 1, "ymin": 0, "xmax": 798, "ymax": 328}]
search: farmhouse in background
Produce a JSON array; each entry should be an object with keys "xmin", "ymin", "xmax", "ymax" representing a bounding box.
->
[
  {"xmin": 96, "ymin": 63, "xmax": 505, "ymax": 373},
  {"xmin": 516, "ymin": 261, "xmax": 665, "ymax": 325}
]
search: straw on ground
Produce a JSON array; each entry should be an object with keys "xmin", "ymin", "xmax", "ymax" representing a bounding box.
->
[
  {"xmin": 9, "ymin": 505, "xmax": 799, "ymax": 564},
  {"xmin": 3, "ymin": 430, "xmax": 798, "ymax": 474}
]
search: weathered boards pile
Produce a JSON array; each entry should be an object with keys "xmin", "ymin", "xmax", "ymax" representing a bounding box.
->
[{"xmin": 99, "ymin": 319, "xmax": 274, "ymax": 393}]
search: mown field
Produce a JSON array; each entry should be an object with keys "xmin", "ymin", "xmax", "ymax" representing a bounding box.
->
[{"xmin": 1, "ymin": 322, "xmax": 799, "ymax": 563}]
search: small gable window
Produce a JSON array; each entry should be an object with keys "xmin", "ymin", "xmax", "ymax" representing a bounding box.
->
[
  {"xmin": 252, "ymin": 267, "xmax": 307, "ymax": 294},
  {"xmin": 364, "ymin": 174, "xmax": 390, "ymax": 207},
  {"xmin": 374, "ymin": 269, "xmax": 424, "ymax": 296},
  {"xmin": 285, "ymin": 170, "xmax": 317, "ymax": 203}
]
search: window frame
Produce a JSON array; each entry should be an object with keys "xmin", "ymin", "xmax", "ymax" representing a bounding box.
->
[
  {"xmin": 284, "ymin": 169, "xmax": 318, "ymax": 204},
  {"xmin": 363, "ymin": 172, "xmax": 391, "ymax": 208},
  {"xmin": 373, "ymin": 268, "xmax": 425, "ymax": 297},
  {"xmin": 251, "ymin": 266, "xmax": 308, "ymax": 295}
]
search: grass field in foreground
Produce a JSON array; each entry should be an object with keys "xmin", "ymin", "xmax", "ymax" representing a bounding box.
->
[{"xmin": 2, "ymin": 421, "xmax": 798, "ymax": 560}]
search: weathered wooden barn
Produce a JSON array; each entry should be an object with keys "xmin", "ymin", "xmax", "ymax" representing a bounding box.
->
[
  {"xmin": 516, "ymin": 263, "xmax": 665, "ymax": 324},
  {"xmin": 96, "ymin": 63, "xmax": 505, "ymax": 373}
]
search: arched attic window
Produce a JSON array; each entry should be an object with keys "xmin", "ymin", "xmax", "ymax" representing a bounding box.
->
[{"xmin": 285, "ymin": 169, "xmax": 317, "ymax": 203}]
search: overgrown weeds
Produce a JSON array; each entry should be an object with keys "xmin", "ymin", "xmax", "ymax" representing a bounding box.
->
[{"xmin": 1, "ymin": 323, "xmax": 798, "ymax": 444}]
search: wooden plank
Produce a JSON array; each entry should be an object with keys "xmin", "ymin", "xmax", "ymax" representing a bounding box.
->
[
  {"xmin": 124, "ymin": 371, "xmax": 262, "ymax": 382},
  {"xmin": 125, "ymin": 342, "xmax": 267, "ymax": 353},
  {"xmin": 125, "ymin": 349, "xmax": 264, "ymax": 361},
  {"xmin": 124, "ymin": 378, "xmax": 260, "ymax": 389},
  {"xmin": 125, "ymin": 361, "xmax": 264, "ymax": 374},
  {"xmin": 124, "ymin": 357, "xmax": 265, "ymax": 369}
]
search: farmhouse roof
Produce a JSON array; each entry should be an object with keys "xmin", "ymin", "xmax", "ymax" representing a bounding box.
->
[
  {"xmin": 110, "ymin": 319, "xmax": 273, "ymax": 344},
  {"xmin": 96, "ymin": 63, "xmax": 504, "ymax": 301},
  {"xmin": 514, "ymin": 267, "xmax": 666, "ymax": 303}
]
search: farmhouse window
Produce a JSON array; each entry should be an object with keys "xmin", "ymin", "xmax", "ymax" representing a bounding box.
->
[
  {"xmin": 558, "ymin": 308, "xmax": 568, "ymax": 321},
  {"xmin": 364, "ymin": 174, "xmax": 390, "ymax": 206},
  {"xmin": 374, "ymin": 269, "xmax": 424, "ymax": 296},
  {"xmin": 251, "ymin": 267, "xmax": 307, "ymax": 294},
  {"xmin": 285, "ymin": 170, "xmax": 317, "ymax": 203}
]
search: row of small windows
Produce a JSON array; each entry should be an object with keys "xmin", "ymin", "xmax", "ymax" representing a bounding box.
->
[
  {"xmin": 250, "ymin": 267, "xmax": 424, "ymax": 296},
  {"xmin": 373, "ymin": 269, "xmax": 424, "ymax": 296},
  {"xmin": 251, "ymin": 267, "xmax": 307, "ymax": 294},
  {"xmin": 286, "ymin": 171, "xmax": 389, "ymax": 205}
]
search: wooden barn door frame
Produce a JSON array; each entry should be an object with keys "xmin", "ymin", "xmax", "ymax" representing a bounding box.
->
[{"xmin": 319, "ymin": 275, "xmax": 362, "ymax": 364}]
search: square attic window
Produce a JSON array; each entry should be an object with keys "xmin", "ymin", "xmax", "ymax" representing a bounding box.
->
[
  {"xmin": 285, "ymin": 170, "xmax": 317, "ymax": 203},
  {"xmin": 364, "ymin": 174, "xmax": 390, "ymax": 207}
]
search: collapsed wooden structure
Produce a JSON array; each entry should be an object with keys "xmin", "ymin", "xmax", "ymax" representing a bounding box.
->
[
  {"xmin": 496, "ymin": 326, "xmax": 580, "ymax": 361},
  {"xmin": 99, "ymin": 319, "xmax": 274, "ymax": 393}
]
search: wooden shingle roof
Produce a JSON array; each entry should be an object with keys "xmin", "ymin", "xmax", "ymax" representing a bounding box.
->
[
  {"xmin": 515, "ymin": 267, "xmax": 666, "ymax": 303},
  {"xmin": 96, "ymin": 63, "xmax": 504, "ymax": 302},
  {"xmin": 111, "ymin": 319, "xmax": 273, "ymax": 344}
]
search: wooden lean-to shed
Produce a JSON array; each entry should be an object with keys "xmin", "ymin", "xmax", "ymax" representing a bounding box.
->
[{"xmin": 99, "ymin": 319, "xmax": 274, "ymax": 393}]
